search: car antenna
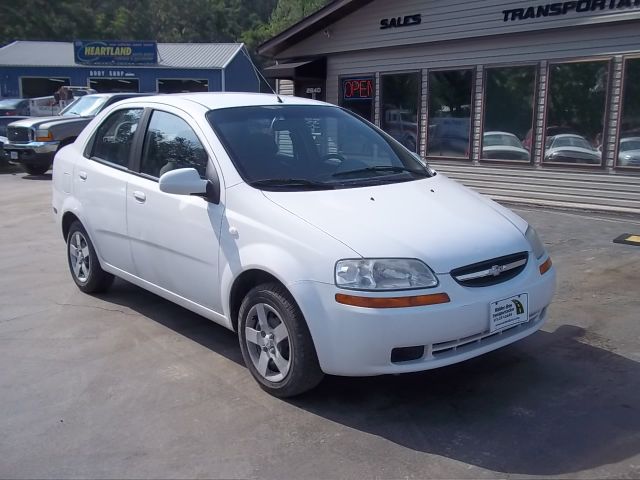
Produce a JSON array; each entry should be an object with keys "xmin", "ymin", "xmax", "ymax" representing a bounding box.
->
[{"xmin": 240, "ymin": 48, "xmax": 283, "ymax": 104}]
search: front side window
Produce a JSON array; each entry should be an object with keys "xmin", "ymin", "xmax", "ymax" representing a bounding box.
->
[
  {"xmin": 91, "ymin": 108, "xmax": 143, "ymax": 167},
  {"xmin": 618, "ymin": 58, "xmax": 640, "ymax": 168},
  {"xmin": 544, "ymin": 60, "xmax": 608, "ymax": 165},
  {"xmin": 381, "ymin": 72, "xmax": 420, "ymax": 153},
  {"xmin": 482, "ymin": 66, "xmax": 536, "ymax": 162},
  {"xmin": 427, "ymin": 69, "xmax": 473, "ymax": 158},
  {"xmin": 140, "ymin": 110, "xmax": 208, "ymax": 178},
  {"xmin": 207, "ymin": 105, "xmax": 430, "ymax": 191}
]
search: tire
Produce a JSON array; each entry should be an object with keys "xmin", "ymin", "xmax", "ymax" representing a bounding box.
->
[
  {"xmin": 23, "ymin": 163, "xmax": 50, "ymax": 175},
  {"xmin": 66, "ymin": 220, "xmax": 114, "ymax": 294},
  {"xmin": 238, "ymin": 283, "xmax": 324, "ymax": 397}
]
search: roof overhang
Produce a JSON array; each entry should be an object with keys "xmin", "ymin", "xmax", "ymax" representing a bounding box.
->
[
  {"xmin": 263, "ymin": 57, "xmax": 326, "ymax": 79},
  {"xmin": 257, "ymin": 0, "xmax": 373, "ymax": 58}
]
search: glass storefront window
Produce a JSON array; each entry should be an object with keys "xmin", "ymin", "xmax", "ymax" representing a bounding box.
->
[
  {"xmin": 381, "ymin": 72, "xmax": 420, "ymax": 153},
  {"xmin": 544, "ymin": 60, "xmax": 608, "ymax": 165},
  {"xmin": 340, "ymin": 76, "xmax": 374, "ymax": 122},
  {"xmin": 618, "ymin": 58, "xmax": 640, "ymax": 168},
  {"xmin": 427, "ymin": 69, "xmax": 473, "ymax": 158},
  {"xmin": 482, "ymin": 66, "xmax": 535, "ymax": 162}
]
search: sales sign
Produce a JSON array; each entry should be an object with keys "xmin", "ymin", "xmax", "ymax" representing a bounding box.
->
[
  {"xmin": 74, "ymin": 40, "xmax": 157, "ymax": 65},
  {"xmin": 343, "ymin": 77, "xmax": 374, "ymax": 100}
]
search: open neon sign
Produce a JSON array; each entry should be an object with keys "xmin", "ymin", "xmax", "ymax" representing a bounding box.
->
[{"xmin": 343, "ymin": 78, "xmax": 374, "ymax": 100}]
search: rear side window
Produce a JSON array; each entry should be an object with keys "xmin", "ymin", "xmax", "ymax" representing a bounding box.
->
[
  {"xmin": 91, "ymin": 108, "xmax": 143, "ymax": 167},
  {"xmin": 140, "ymin": 110, "xmax": 208, "ymax": 178}
]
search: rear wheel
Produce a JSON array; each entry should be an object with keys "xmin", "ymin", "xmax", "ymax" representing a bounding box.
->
[
  {"xmin": 66, "ymin": 221, "xmax": 114, "ymax": 293},
  {"xmin": 238, "ymin": 283, "xmax": 324, "ymax": 397},
  {"xmin": 23, "ymin": 163, "xmax": 50, "ymax": 175}
]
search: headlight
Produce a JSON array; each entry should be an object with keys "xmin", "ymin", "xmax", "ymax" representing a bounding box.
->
[
  {"xmin": 35, "ymin": 129, "xmax": 53, "ymax": 141},
  {"xmin": 335, "ymin": 258, "xmax": 438, "ymax": 291},
  {"xmin": 525, "ymin": 225, "xmax": 546, "ymax": 259}
]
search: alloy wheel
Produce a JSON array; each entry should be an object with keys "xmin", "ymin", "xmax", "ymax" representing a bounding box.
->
[
  {"xmin": 69, "ymin": 231, "xmax": 91, "ymax": 283},
  {"xmin": 244, "ymin": 303, "xmax": 291, "ymax": 382}
]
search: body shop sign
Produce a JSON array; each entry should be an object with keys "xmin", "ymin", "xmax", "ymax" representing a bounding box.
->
[
  {"xmin": 342, "ymin": 77, "xmax": 374, "ymax": 101},
  {"xmin": 503, "ymin": 0, "xmax": 640, "ymax": 21},
  {"xmin": 74, "ymin": 40, "xmax": 157, "ymax": 65}
]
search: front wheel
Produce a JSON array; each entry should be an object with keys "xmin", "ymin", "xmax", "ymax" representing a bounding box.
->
[
  {"xmin": 23, "ymin": 163, "xmax": 50, "ymax": 175},
  {"xmin": 238, "ymin": 283, "xmax": 324, "ymax": 397}
]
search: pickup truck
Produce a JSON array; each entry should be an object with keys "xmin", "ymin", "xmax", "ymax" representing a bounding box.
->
[{"xmin": 4, "ymin": 92, "xmax": 147, "ymax": 175}]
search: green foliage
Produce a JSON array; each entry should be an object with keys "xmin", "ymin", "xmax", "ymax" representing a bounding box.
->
[{"xmin": 0, "ymin": 0, "xmax": 328, "ymax": 55}]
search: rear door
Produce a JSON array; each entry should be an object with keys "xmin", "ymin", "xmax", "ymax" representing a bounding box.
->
[
  {"xmin": 126, "ymin": 107, "xmax": 225, "ymax": 313},
  {"xmin": 74, "ymin": 107, "xmax": 144, "ymax": 274}
]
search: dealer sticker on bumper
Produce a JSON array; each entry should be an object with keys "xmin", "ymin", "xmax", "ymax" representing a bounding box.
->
[{"xmin": 489, "ymin": 293, "xmax": 528, "ymax": 333}]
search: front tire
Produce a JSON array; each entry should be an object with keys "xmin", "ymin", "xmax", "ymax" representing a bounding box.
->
[
  {"xmin": 238, "ymin": 283, "xmax": 324, "ymax": 397},
  {"xmin": 24, "ymin": 163, "xmax": 50, "ymax": 175},
  {"xmin": 66, "ymin": 221, "xmax": 114, "ymax": 293}
]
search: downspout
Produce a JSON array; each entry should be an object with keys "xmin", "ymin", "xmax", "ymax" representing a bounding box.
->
[{"xmin": 221, "ymin": 68, "xmax": 226, "ymax": 92}]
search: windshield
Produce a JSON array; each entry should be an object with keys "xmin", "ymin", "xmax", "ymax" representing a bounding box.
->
[
  {"xmin": 483, "ymin": 133, "xmax": 523, "ymax": 148},
  {"xmin": 551, "ymin": 136, "xmax": 594, "ymax": 150},
  {"xmin": 0, "ymin": 99, "xmax": 22, "ymax": 108},
  {"xmin": 207, "ymin": 105, "xmax": 431, "ymax": 190},
  {"xmin": 60, "ymin": 95, "xmax": 108, "ymax": 117},
  {"xmin": 621, "ymin": 139, "xmax": 640, "ymax": 151}
]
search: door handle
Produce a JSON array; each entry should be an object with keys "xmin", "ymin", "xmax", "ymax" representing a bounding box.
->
[
  {"xmin": 133, "ymin": 191, "xmax": 146, "ymax": 203},
  {"xmin": 78, "ymin": 171, "xmax": 87, "ymax": 181}
]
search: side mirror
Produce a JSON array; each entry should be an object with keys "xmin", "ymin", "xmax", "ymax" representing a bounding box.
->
[{"xmin": 159, "ymin": 168, "xmax": 207, "ymax": 196}]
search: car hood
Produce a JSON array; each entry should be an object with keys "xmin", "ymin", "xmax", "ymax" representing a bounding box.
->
[
  {"xmin": 262, "ymin": 174, "xmax": 530, "ymax": 273},
  {"xmin": 6, "ymin": 116, "xmax": 56, "ymax": 128},
  {"xmin": 620, "ymin": 149, "xmax": 640, "ymax": 159}
]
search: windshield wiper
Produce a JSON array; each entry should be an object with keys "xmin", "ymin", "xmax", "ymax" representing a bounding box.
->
[
  {"xmin": 332, "ymin": 165, "xmax": 430, "ymax": 178},
  {"xmin": 250, "ymin": 178, "xmax": 334, "ymax": 190}
]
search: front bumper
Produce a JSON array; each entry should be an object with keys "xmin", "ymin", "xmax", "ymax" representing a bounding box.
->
[
  {"xmin": 289, "ymin": 260, "xmax": 556, "ymax": 376},
  {"xmin": 5, "ymin": 141, "xmax": 59, "ymax": 165}
]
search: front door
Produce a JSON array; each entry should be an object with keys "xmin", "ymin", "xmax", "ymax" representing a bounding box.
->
[{"xmin": 126, "ymin": 107, "xmax": 225, "ymax": 313}]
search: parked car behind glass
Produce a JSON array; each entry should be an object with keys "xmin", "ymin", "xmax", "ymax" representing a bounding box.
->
[
  {"xmin": 52, "ymin": 93, "xmax": 556, "ymax": 397},
  {"xmin": 618, "ymin": 137, "xmax": 640, "ymax": 167},
  {"xmin": 5, "ymin": 93, "xmax": 150, "ymax": 175}
]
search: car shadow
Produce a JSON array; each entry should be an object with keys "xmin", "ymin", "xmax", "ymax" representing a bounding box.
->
[
  {"xmin": 103, "ymin": 279, "xmax": 243, "ymax": 366},
  {"xmin": 288, "ymin": 324, "xmax": 640, "ymax": 476},
  {"xmin": 21, "ymin": 172, "xmax": 52, "ymax": 180},
  {"xmin": 100, "ymin": 280, "xmax": 640, "ymax": 476}
]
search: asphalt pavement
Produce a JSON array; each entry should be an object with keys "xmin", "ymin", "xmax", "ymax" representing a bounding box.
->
[{"xmin": 1, "ymin": 168, "xmax": 639, "ymax": 479}]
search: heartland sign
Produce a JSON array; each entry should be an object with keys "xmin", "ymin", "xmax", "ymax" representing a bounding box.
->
[{"xmin": 503, "ymin": 0, "xmax": 640, "ymax": 21}]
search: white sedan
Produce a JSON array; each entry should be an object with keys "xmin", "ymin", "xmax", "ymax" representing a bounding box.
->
[
  {"xmin": 52, "ymin": 93, "xmax": 556, "ymax": 397},
  {"xmin": 545, "ymin": 134, "xmax": 601, "ymax": 164},
  {"xmin": 618, "ymin": 137, "xmax": 640, "ymax": 167},
  {"xmin": 482, "ymin": 131, "xmax": 530, "ymax": 161}
]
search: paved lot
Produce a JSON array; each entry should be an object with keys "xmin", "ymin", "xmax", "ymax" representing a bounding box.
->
[{"xmin": 1, "ymin": 168, "xmax": 639, "ymax": 479}]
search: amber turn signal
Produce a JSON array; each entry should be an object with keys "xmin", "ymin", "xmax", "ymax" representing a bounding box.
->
[
  {"xmin": 539, "ymin": 257, "xmax": 553, "ymax": 275},
  {"xmin": 335, "ymin": 292, "xmax": 450, "ymax": 308}
]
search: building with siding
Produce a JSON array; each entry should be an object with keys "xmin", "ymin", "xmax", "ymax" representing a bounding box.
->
[
  {"xmin": 0, "ymin": 41, "xmax": 260, "ymax": 98},
  {"xmin": 259, "ymin": 0, "xmax": 640, "ymax": 214}
]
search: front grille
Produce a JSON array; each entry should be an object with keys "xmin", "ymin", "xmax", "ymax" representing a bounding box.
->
[
  {"xmin": 7, "ymin": 126, "xmax": 31, "ymax": 143},
  {"xmin": 451, "ymin": 251, "xmax": 528, "ymax": 287}
]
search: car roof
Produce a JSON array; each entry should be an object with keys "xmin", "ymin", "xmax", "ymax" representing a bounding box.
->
[
  {"xmin": 620, "ymin": 136, "xmax": 640, "ymax": 142},
  {"xmin": 111, "ymin": 92, "xmax": 329, "ymax": 111}
]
